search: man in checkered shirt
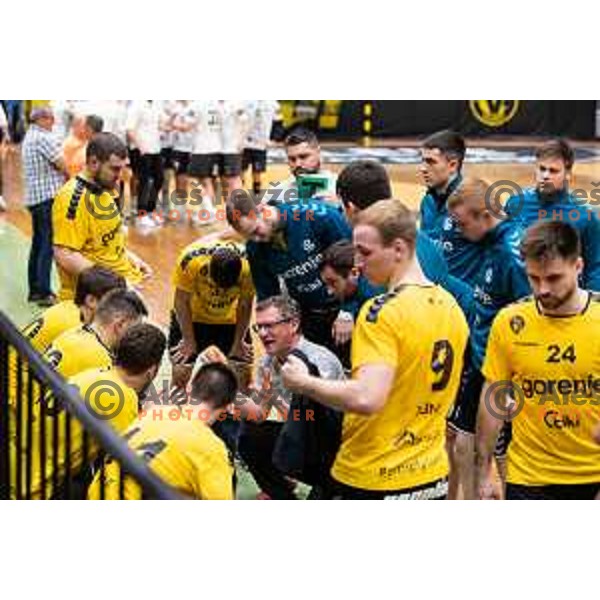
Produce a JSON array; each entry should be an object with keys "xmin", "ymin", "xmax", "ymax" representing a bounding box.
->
[{"xmin": 21, "ymin": 106, "xmax": 68, "ymax": 306}]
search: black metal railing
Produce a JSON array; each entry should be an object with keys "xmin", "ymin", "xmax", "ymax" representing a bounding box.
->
[{"xmin": 0, "ymin": 311, "xmax": 182, "ymax": 500}]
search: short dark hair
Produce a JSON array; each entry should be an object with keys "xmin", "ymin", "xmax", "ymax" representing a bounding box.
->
[
  {"xmin": 321, "ymin": 240, "xmax": 355, "ymax": 278},
  {"xmin": 210, "ymin": 247, "xmax": 242, "ymax": 289},
  {"xmin": 336, "ymin": 160, "xmax": 392, "ymax": 210},
  {"xmin": 521, "ymin": 221, "xmax": 582, "ymax": 263},
  {"xmin": 285, "ymin": 126, "xmax": 319, "ymax": 148},
  {"xmin": 225, "ymin": 193, "xmax": 259, "ymax": 227},
  {"xmin": 94, "ymin": 289, "xmax": 148, "ymax": 326},
  {"xmin": 255, "ymin": 295, "xmax": 301, "ymax": 321},
  {"xmin": 85, "ymin": 114, "xmax": 104, "ymax": 135},
  {"xmin": 74, "ymin": 266, "xmax": 127, "ymax": 307},
  {"xmin": 86, "ymin": 132, "xmax": 127, "ymax": 163},
  {"xmin": 114, "ymin": 323, "xmax": 166, "ymax": 375},
  {"xmin": 190, "ymin": 363, "xmax": 238, "ymax": 409},
  {"xmin": 535, "ymin": 139, "xmax": 575, "ymax": 171},
  {"xmin": 421, "ymin": 130, "xmax": 466, "ymax": 169}
]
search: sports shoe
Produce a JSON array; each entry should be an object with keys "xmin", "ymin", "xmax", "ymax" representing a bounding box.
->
[{"xmin": 136, "ymin": 214, "xmax": 162, "ymax": 229}]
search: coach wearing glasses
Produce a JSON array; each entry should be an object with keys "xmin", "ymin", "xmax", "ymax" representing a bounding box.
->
[{"xmin": 237, "ymin": 295, "xmax": 344, "ymax": 500}]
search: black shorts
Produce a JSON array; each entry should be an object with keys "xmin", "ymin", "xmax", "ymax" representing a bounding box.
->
[
  {"xmin": 168, "ymin": 311, "xmax": 236, "ymax": 364},
  {"xmin": 171, "ymin": 150, "xmax": 191, "ymax": 176},
  {"xmin": 160, "ymin": 147, "xmax": 174, "ymax": 170},
  {"xmin": 242, "ymin": 148, "xmax": 268, "ymax": 173},
  {"xmin": 188, "ymin": 153, "xmax": 242, "ymax": 179},
  {"xmin": 506, "ymin": 482, "xmax": 600, "ymax": 500},
  {"xmin": 447, "ymin": 353, "xmax": 484, "ymax": 435},
  {"xmin": 128, "ymin": 148, "xmax": 141, "ymax": 177},
  {"xmin": 327, "ymin": 477, "xmax": 449, "ymax": 500}
]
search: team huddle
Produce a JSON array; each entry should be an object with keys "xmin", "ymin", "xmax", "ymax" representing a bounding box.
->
[{"xmin": 9, "ymin": 123, "xmax": 600, "ymax": 500}]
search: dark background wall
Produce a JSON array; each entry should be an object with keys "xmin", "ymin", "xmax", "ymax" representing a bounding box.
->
[{"xmin": 279, "ymin": 100, "xmax": 597, "ymax": 140}]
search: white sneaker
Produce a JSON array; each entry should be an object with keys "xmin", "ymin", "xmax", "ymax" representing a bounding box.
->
[
  {"xmin": 0, "ymin": 196, "xmax": 7, "ymax": 211},
  {"xmin": 136, "ymin": 214, "xmax": 161, "ymax": 229}
]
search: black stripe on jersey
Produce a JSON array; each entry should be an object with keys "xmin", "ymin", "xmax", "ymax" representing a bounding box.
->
[
  {"xmin": 365, "ymin": 284, "xmax": 408, "ymax": 324},
  {"xmin": 82, "ymin": 324, "xmax": 115, "ymax": 359},
  {"xmin": 179, "ymin": 243, "xmax": 246, "ymax": 271},
  {"xmin": 534, "ymin": 291, "xmax": 596, "ymax": 318},
  {"xmin": 24, "ymin": 316, "xmax": 44, "ymax": 340},
  {"xmin": 180, "ymin": 248, "xmax": 211, "ymax": 270},
  {"xmin": 76, "ymin": 176, "xmax": 104, "ymax": 195},
  {"xmin": 66, "ymin": 178, "xmax": 86, "ymax": 220}
]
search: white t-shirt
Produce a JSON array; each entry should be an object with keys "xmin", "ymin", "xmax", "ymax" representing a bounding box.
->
[
  {"xmin": 221, "ymin": 101, "xmax": 250, "ymax": 154},
  {"xmin": 172, "ymin": 100, "xmax": 196, "ymax": 153},
  {"xmin": 0, "ymin": 103, "xmax": 7, "ymax": 130},
  {"xmin": 245, "ymin": 100, "xmax": 280, "ymax": 150},
  {"xmin": 191, "ymin": 100, "xmax": 249, "ymax": 155},
  {"xmin": 125, "ymin": 100, "xmax": 163, "ymax": 154},
  {"xmin": 101, "ymin": 100, "xmax": 130, "ymax": 142},
  {"xmin": 51, "ymin": 100, "xmax": 79, "ymax": 141},
  {"xmin": 159, "ymin": 100, "xmax": 177, "ymax": 149}
]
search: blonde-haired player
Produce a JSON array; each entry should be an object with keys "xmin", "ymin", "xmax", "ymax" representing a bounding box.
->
[{"xmin": 282, "ymin": 199, "xmax": 469, "ymax": 499}]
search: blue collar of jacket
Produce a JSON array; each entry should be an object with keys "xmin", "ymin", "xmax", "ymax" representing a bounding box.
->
[
  {"xmin": 481, "ymin": 219, "xmax": 512, "ymax": 247},
  {"xmin": 427, "ymin": 173, "xmax": 463, "ymax": 207}
]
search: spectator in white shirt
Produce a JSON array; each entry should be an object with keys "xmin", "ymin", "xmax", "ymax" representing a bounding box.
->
[
  {"xmin": 171, "ymin": 100, "xmax": 196, "ymax": 195},
  {"xmin": 242, "ymin": 100, "xmax": 280, "ymax": 195},
  {"xmin": 188, "ymin": 101, "xmax": 249, "ymax": 223},
  {"xmin": 126, "ymin": 100, "xmax": 168, "ymax": 228}
]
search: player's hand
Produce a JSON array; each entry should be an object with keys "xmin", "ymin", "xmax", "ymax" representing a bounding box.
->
[
  {"xmin": 229, "ymin": 338, "xmax": 254, "ymax": 363},
  {"xmin": 198, "ymin": 345, "xmax": 228, "ymax": 365},
  {"xmin": 332, "ymin": 316, "xmax": 353, "ymax": 345},
  {"xmin": 171, "ymin": 363, "xmax": 193, "ymax": 389},
  {"xmin": 280, "ymin": 355, "xmax": 310, "ymax": 392},
  {"xmin": 137, "ymin": 259, "xmax": 153, "ymax": 279},
  {"xmin": 478, "ymin": 468, "xmax": 501, "ymax": 500},
  {"xmin": 171, "ymin": 338, "xmax": 198, "ymax": 365},
  {"xmin": 479, "ymin": 479, "xmax": 500, "ymax": 500},
  {"xmin": 128, "ymin": 251, "xmax": 153, "ymax": 279}
]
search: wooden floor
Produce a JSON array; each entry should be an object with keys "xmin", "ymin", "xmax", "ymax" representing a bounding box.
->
[{"xmin": 2, "ymin": 140, "xmax": 600, "ymax": 325}]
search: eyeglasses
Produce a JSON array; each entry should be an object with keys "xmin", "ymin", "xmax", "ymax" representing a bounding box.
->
[{"xmin": 252, "ymin": 318, "xmax": 292, "ymax": 334}]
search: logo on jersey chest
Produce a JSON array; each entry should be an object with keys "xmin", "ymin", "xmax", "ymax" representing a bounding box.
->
[
  {"xmin": 510, "ymin": 315, "xmax": 525, "ymax": 334},
  {"xmin": 303, "ymin": 238, "xmax": 316, "ymax": 253}
]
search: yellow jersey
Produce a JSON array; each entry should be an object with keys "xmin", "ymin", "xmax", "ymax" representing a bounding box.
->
[
  {"xmin": 12, "ymin": 366, "xmax": 139, "ymax": 499},
  {"xmin": 22, "ymin": 300, "xmax": 82, "ymax": 355},
  {"xmin": 52, "ymin": 175, "xmax": 142, "ymax": 300},
  {"xmin": 88, "ymin": 405, "xmax": 234, "ymax": 500},
  {"xmin": 8, "ymin": 325, "xmax": 116, "ymax": 496},
  {"xmin": 332, "ymin": 284, "xmax": 469, "ymax": 491},
  {"xmin": 44, "ymin": 324, "xmax": 114, "ymax": 380},
  {"xmin": 482, "ymin": 293, "xmax": 600, "ymax": 486},
  {"xmin": 7, "ymin": 302, "xmax": 82, "ymax": 446},
  {"xmin": 172, "ymin": 240, "xmax": 255, "ymax": 325}
]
